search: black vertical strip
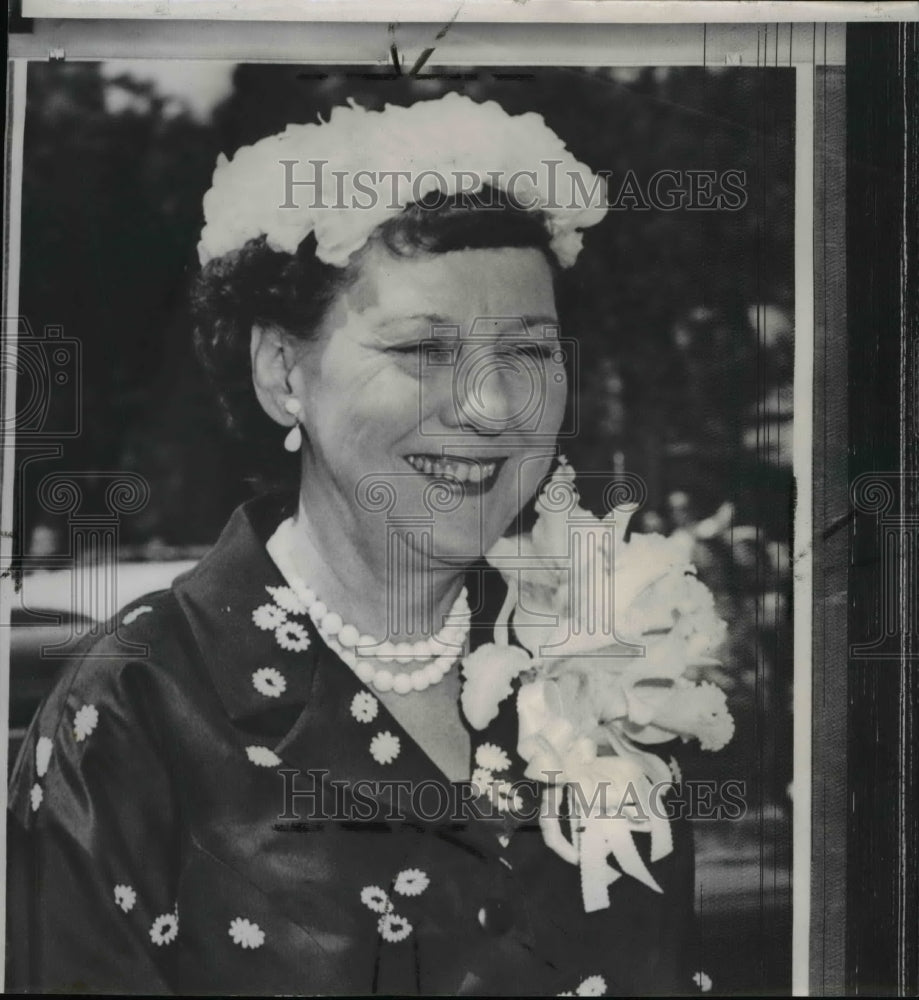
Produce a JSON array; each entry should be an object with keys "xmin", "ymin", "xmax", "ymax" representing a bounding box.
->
[
  {"xmin": 900, "ymin": 23, "xmax": 919, "ymax": 994},
  {"xmin": 846, "ymin": 23, "xmax": 919, "ymax": 997},
  {"xmin": 412, "ymin": 921, "xmax": 421, "ymax": 994}
]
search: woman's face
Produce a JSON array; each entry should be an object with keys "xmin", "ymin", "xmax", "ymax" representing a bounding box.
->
[{"xmin": 287, "ymin": 241, "xmax": 567, "ymax": 563}]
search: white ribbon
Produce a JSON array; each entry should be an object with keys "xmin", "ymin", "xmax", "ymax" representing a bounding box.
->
[{"xmin": 518, "ymin": 680, "xmax": 674, "ymax": 913}]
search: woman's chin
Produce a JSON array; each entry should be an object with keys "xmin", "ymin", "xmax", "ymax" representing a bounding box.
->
[
  {"xmin": 426, "ymin": 509, "xmax": 514, "ymax": 566},
  {"xmin": 376, "ymin": 495, "xmax": 505, "ymax": 565}
]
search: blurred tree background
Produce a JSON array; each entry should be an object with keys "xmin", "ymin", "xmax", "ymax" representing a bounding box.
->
[{"xmin": 16, "ymin": 62, "xmax": 794, "ymax": 993}]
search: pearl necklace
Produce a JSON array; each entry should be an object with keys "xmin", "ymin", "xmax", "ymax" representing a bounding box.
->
[{"xmin": 267, "ymin": 518, "xmax": 471, "ymax": 695}]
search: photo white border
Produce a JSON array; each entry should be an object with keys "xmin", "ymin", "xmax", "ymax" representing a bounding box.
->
[
  {"xmin": 0, "ymin": 59, "xmax": 30, "ymax": 990},
  {"xmin": 793, "ymin": 61, "xmax": 815, "ymax": 999},
  {"xmin": 9, "ymin": 21, "xmax": 845, "ymax": 66},
  {"xmin": 1, "ymin": 24, "xmax": 831, "ymax": 993},
  {"xmin": 16, "ymin": 0, "xmax": 919, "ymax": 24}
]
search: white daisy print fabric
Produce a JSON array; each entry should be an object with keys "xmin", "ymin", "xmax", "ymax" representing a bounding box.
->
[
  {"xmin": 73, "ymin": 704, "xmax": 99, "ymax": 742},
  {"xmin": 229, "ymin": 917, "xmax": 265, "ymax": 949},
  {"xmin": 393, "ymin": 868, "xmax": 429, "ymax": 897},
  {"xmin": 359, "ymin": 885, "xmax": 392, "ymax": 914},
  {"xmin": 369, "ymin": 731, "xmax": 400, "ymax": 765},
  {"xmin": 693, "ymin": 971, "xmax": 713, "ymax": 992},
  {"xmin": 252, "ymin": 603, "xmax": 286, "ymax": 631},
  {"xmin": 245, "ymin": 746, "xmax": 282, "ymax": 768},
  {"xmin": 251, "ymin": 667, "xmax": 286, "ymax": 698},
  {"xmin": 274, "ymin": 620, "xmax": 310, "ymax": 653},
  {"xmin": 350, "ymin": 691, "xmax": 379, "ymax": 723},
  {"xmin": 149, "ymin": 911, "xmax": 179, "ymax": 946},
  {"xmin": 114, "ymin": 884, "xmax": 136, "ymax": 913},
  {"xmin": 35, "ymin": 737, "xmax": 53, "ymax": 778},
  {"xmin": 265, "ymin": 585, "xmax": 308, "ymax": 616},
  {"xmin": 558, "ymin": 974, "xmax": 608, "ymax": 997},
  {"xmin": 377, "ymin": 912, "xmax": 412, "ymax": 943}
]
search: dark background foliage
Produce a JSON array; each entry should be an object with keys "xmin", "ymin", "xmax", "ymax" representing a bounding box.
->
[{"xmin": 15, "ymin": 62, "xmax": 794, "ymax": 993}]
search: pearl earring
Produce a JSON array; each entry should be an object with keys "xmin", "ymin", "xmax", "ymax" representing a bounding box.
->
[{"xmin": 283, "ymin": 397, "xmax": 302, "ymax": 452}]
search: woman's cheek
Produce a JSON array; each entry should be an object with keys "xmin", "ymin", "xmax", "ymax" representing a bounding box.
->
[{"xmin": 509, "ymin": 454, "xmax": 553, "ymax": 510}]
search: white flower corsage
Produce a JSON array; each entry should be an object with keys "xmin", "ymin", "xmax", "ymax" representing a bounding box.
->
[{"xmin": 460, "ymin": 459, "xmax": 732, "ymax": 912}]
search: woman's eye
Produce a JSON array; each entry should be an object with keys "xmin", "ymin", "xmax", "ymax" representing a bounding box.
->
[
  {"xmin": 387, "ymin": 343, "xmax": 424, "ymax": 356},
  {"xmin": 384, "ymin": 341, "xmax": 559, "ymax": 363}
]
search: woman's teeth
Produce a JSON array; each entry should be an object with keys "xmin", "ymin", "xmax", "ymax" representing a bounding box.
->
[{"xmin": 405, "ymin": 455, "xmax": 497, "ymax": 484}]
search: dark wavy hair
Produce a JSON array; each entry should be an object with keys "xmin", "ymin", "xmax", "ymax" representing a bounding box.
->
[{"xmin": 190, "ymin": 187, "xmax": 559, "ymax": 487}]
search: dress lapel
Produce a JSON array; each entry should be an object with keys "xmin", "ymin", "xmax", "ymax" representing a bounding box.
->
[
  {"xmin": 171, "ymin": 494, "xmax": 314, "ymax": 726},
  {"xmin": 170, "ymin": 495, "xmax": 521, "ymax": 842}
]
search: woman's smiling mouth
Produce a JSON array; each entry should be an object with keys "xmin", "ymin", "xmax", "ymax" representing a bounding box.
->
[{"xmin": 404, "ymin": 454, "xmax": 503, "ymax": 490}]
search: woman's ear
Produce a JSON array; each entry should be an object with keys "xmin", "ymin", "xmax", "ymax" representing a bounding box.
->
[{"xmin": 251, "ymin": 326, "xmax": 299, "ymax": 427}]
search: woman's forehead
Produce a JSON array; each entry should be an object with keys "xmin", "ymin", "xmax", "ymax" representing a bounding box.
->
[{"xmin": 343, "ymin": 244, "xmax": 558, "ymax": 326}]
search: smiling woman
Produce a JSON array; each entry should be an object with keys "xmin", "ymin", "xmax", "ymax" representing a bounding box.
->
[
  {"xmin": 7, "ymin": 93, "xmax": 701, "ymax": 996},
  {"xmin": 251, "ymin": 242, "xmax": 564, "ymax": 570}
]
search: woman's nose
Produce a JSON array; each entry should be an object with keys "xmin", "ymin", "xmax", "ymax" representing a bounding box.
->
[{"xmin": 444, "ymin": 343, "xmax": 544, "ymax": 435}]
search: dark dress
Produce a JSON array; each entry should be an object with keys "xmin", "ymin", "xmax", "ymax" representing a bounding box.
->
[{"xmin": 7, "ymin": 493, "xmax": 696, "ymax": 995}]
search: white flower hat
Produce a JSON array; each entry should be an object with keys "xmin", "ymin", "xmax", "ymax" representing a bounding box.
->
[{"xmin": 198, "ymin": 92, "xmax": 608, "ymax": 271}]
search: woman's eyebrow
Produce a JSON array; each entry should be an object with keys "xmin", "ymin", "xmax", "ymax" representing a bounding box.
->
[
  {"xmin": 373, "ymin": 312, "xmax": 560, "ymax": 338},
  {"xmin": 484, "ymin": 314, "xmax": 560, "ymax": 334},
  {"xmin": 375, "ymin": 313, "xmax": 451, "ymax": 332}
]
